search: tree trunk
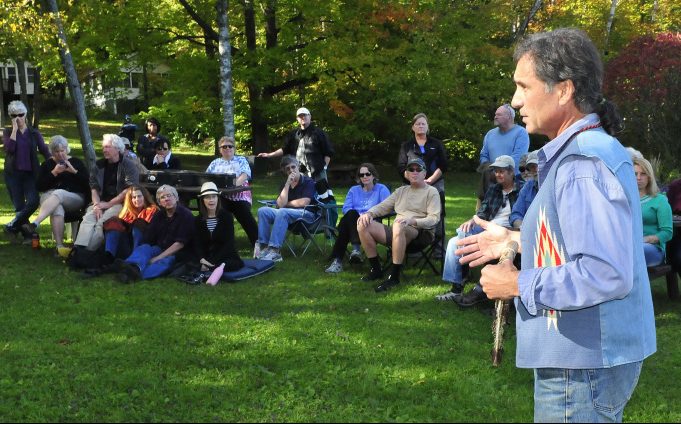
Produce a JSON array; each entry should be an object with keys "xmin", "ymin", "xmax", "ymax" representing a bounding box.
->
[
  {"xmin": 604, "ymin": 0, "xmax": 619, "ymax": 55},
  {"xmin": 244, "ymin": 0, "xmax": 270, "ymax": 154},
  {"xmin": 16, "ymin": 59, "xmax": 31, "ymax": 125},
  {"xmin": 515, "ymin": 0, "xmax": 543, "ymax": 42},
  {"xmin": 0, "ymin": 67, "xmax": 5, "ymax": 128},
  {"xmin": 32, "ymin": 66, "xmax": 41, "ymax": 129},
  {"xmin": 45, "ymin": 0, "xmax": 96, "ymax": 172},
  {"xmin": 216, "ymin": 0, "xmax": 235, "ymax": 141}
]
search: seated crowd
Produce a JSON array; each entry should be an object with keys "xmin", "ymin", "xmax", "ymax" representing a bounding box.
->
[{"xmin": 4, "ymin": 104, "xmax": 678, "ymax": 297}]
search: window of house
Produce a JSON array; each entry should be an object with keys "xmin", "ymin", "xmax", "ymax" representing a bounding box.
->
[
  {"xmin": 7, "ymin": 67, "xmax": 16, "ymax": 84},
  {"xmin": 27, "ymin": 68, "xmax": 36, "ymax": 84}
]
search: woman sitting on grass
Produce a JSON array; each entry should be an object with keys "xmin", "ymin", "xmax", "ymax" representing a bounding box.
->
[
  {"xmin": 102, "ymin": 185, "xmax": 158, "ymax": 264},
  {"xmin": 185, "ymin": 182, "xmax": 244, "ymax": 284},
  {"xmin": 635, "ymin": 156, "xmax": 673, "ymax": 267},
  {"xmin": 325, "ymin": 163, "xmax": 390, "ymax": 273},
  {"xmin": 114, "ymin": 184, "xmax": 194, "ymax": 283}
]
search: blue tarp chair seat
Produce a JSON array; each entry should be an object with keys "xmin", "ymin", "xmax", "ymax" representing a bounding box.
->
[{"xmin": 221, "ymin": 259, "xmax": 275, "ymax": 282}]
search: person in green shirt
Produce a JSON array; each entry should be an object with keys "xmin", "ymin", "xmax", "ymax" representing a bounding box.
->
[{"xmin": 635, "ymin": 156, "xmax": 673, "ymax": 266}]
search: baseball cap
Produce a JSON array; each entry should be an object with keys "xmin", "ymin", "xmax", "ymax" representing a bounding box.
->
[
  {"xmin": 406, "ymin": 157, "xmax": 426, "ymax": 170},
  {"xmin": 296, "ymin": 107, "xmax": 311, "ymax": 116},
  {"xmin": 489, "ymin": 155, "xmax": 515, "ymax": 171},
  {"xmin": 525, "ymin": 151, "xmax": 539, "ymax": 166},
  {"xmin": 120, "ymin": 137, "xmax": 131, "ymax": 147}
]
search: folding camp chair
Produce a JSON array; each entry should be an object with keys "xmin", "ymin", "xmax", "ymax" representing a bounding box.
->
[{"xmin": 284, "ymin": 201, "xmax": 338, "ymax": 257}]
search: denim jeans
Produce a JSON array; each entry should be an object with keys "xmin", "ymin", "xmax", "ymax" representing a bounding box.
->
[
  {"xmin": 643, "ymin": 243, "xmax": 664, "ymax": 267},
  {"xmin": 442, "ymin": 224, "xmax": 484, "ymax": 284},
  {"xmin": 4, "ymin": 170, "xmax": 39, "ymax": 227},
  {"xmin": 534, "ymin": 361, "xmax": 643, "ymax": 423},
  {"xmin": 257, "ymin": 207, "xmax": 316, "ymax": 249},
  {"xmin": 106, "ymin": 227, "xmax": 143, "ymax": 258},
  {"xmin": 125, "ymin": 244, "xmax": 176, "ymax": 280}
]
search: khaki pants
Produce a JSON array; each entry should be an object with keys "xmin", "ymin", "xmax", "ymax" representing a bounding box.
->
[{"xmin": 74, "ymin": 204, "xmax": 123, "ymax": 251}]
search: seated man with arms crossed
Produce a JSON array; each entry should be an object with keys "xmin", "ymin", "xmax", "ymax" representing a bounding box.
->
[{"xmin": 357, "ymin": 158, "xmax": 440, "ymax": 292}]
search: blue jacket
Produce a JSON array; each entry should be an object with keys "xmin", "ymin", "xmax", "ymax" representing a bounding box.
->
[{"xmin": 516, "ymin": 114, "xmax": 656, "ymax": 369}]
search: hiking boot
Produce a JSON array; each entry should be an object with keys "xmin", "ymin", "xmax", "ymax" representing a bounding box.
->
[
  {"xmin": 3, "ymin": 223, "xmax": 20, "ymax": 238},
  {"xmin": 361, "ymin": 267, "xmax": 383, "ymax": 282},
  {"xmin": 436, "ymin": 284, "xmax": 464, "ymax": 301},
  {"xmin": 325, "ymin": 259, "xmax": 343, "ymax": 273},
  {"xmin": 374, "ymin": 276, "xmax": 399, "ymax": 292},
  {"xmin": 21, "ymin": 222, "xmax": 37, "ymax": 236},
  {"xmin": 348, "ymin": 249, "xmax": 363, "ymax": 264},
  {"xmin": 455, "ymin": 287, "xmax": 488, "ymax": 308},
  {"xmin": 117, "ymin": 262, "xmax": 142, "ymax": 283}
]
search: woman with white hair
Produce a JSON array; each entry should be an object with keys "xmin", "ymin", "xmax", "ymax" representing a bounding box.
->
[
  {"xmin": 2, "ymin": 100, "xmax": 51, "ymax": 240},
  {"xmin": 634, "ymin": 156, "xmax": 673, "ymax": 266},
  {"xmin": 23, "ymin": 135, "xmax": 90, "ymax": 250},
  {"xmin": 114, "ymin": 184, "xmax": 195, "ymax": 282}
]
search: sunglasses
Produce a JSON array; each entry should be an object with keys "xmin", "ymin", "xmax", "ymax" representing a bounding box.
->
[
  {"xmin": 519, "ymin": 167, "xmax": 526, "ymax": 173},
  {"xmin": 10, "ymin": 113, "xmax": 25, "ymax": 118},
  {"xmin": 220, "ymin": 145, "xmax": 235, "ymax": 150},
  {"xmin": 407, "ymin": 167, "xmax": 423, "ymax": 172},
  {"xmin": 156, "ymin": 147, "xmax": 169, "ymax": 151},
  {"xmin": 358, "ymin": 172, "xmax": 372, "ymax": 178}
]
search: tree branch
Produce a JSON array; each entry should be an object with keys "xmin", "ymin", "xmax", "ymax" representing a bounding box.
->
[{"xmin": 177, "ymin": 0, "xmax": 219, "ymax": 42}]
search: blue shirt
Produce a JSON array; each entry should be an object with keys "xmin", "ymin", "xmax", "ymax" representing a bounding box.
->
[
  {"xmin": 509, "ymin": 178, "xmax": 538, "ymax": 227},
  {"xmin": 516, "ymin": 113, "xmax": 655, "ymax": 368},
  {"xmin": 280, "ymin": 175, "xmax": 316, "ymax": 207},
  {"xmin": 479, "ymin": 125, "xmax": 530, "ymax": 175},
  {"xmin": 343, "ymin": 183, "xmax": 390, "ymax": 215}
]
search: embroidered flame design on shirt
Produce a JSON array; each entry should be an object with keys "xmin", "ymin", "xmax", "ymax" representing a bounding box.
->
[
  {"xmin": 534, "ymin": 208, "xmax": 566, "ymax": 268},
  {"xmin": 534, "ymin": 208, "xmax": 567, "ymax": 332}
]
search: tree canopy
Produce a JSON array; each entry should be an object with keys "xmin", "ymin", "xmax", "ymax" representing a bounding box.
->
[{"xmin": 2, "ymin": 0, "xmax": 679, "ymax": 169}]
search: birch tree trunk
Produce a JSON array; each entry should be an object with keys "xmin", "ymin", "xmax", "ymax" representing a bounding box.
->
[
  {"xmin": 44, "ymin": 0, "xmax": 96, "ymax": 171},
  {"xmin": 16, "ymin": 59, "xmax": 31, "ymax": 125},
  {"xmin": 604, "ymin": 0, "xmax": 619, "ymax": 55},
  {"xmin": 32, "ymin": 66, "xmax": 41, "ymax": 129},
  {"xmin": 515, "ymin": 0, "xmax": 543, "ymax": 42},
  {"xmin": 0, "ymin": 68, "xmax": 5, "ymax": 128},
  {"xmin": 216, "ymin": 0, "xmax": 235, "ymax": 140}
]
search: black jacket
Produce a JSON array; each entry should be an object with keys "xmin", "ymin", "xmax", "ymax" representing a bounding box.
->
[
  {"xmin": 193, "ymin": 209, "xmax": 244, "ymax": 271},
  {"xmin": 36, "ymin": 156, "xmax": 91, "ymax": 203},
  {"xmin": 282, "ymin": 124, "xmax": 334, "ymax": 179}
]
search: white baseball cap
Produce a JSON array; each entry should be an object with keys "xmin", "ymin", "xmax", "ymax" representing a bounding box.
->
[
  {"xmin": 490, "ymin": 155, "xmax": 515, "ymax": 171},
  {"xmin": 296, "ymin": 107, "xmax": 311, "ymax": 116}
]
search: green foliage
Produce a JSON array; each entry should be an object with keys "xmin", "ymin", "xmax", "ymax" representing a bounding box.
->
[{"xmin": 443, "ymin": 138, "xmax": 480, "ymax": 172}]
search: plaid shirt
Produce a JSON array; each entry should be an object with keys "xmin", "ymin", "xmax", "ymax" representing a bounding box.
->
[{"xmin": 477, "ymin": 180, "xmax": 523, "ymax": 221}]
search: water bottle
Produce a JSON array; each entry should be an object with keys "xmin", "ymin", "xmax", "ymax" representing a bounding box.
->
[
  {"xmin": 206, "ymin": 263, "xmax": 225, "ymax": 286},
  {"xmin": 31, "ymin": 232, "xmax": 40, "ymax": 250}
]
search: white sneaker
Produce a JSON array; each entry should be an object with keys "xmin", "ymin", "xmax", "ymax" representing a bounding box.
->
[
  {"xmin": 325, "ymin": 259, "xmax": 343, "ymax": 273},
  {"xmin": 253, "ymin": 243, "xmax": 262, "ymax": 259},
  {"xmin": 262, "ymin": 250, "xmax": 283, "ymax": 262},
  {"xmin": 348, "ymin": 249, "xmax": 363, "ymax": 264}
]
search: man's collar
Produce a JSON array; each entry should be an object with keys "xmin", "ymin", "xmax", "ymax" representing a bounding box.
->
[{"xmin": 539, "ymin": 113, "xmax": 599, "ymax": 164}]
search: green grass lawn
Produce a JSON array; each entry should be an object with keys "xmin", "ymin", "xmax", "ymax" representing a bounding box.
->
[{"xmin": 0, "ymin": 119, "xmax": 680, "ymax": 422}]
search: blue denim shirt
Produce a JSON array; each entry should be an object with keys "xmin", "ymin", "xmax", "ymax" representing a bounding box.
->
[
  {"xmin": 516, "ymin": 114, "xmax": 656, "ymax": 369},
  {"xmin": 509, "ymin": 179, "xmax": 538, "ymax": 227}
]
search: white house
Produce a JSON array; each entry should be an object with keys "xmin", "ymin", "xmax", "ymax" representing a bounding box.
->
[
  {"xmin": 84, "ymin": 63, "xmax": 170, "ymax": 112},
  {"xmin": 1, "ymin": 60, "xmax": 36, "ymax": 96}
]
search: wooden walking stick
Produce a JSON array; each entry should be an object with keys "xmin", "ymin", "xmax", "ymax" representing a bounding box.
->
[{"xmin": 491, "ymin": 241, "xmax": 519, "ymax": 367}]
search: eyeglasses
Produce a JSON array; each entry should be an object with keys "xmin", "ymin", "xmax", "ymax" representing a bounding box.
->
[
  {"xmin": 519, "ymin": 166, "xmax": 526, "ymax": 173},
  {"xmin": 156, "ymin": 147, "xmax": 169, "ymax": 151},
  {"xmin": 407, "ymin": 167, "xmax": 423, "ymax": 172},
  {"xmin": 10, "ymin": 113, "xmax": 25, "ymax": 118},
  {"xmin": 358, "ymin": 172, "xmax": 372, "ymax": 178},
  {"xmin": 220, "ymin": 145, "xmax": 235, "ymax": 150}
]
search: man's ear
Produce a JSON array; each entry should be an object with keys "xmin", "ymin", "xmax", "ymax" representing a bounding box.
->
[{"xmin": 557, "ymin": 79, "xmax": 576, "ymax": 107}]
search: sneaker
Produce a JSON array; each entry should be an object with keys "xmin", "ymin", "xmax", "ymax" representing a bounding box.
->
[
  {"xmin": 253, "ymin": 243, "xmax": 262, "ymax": 259},
  {"xmin": 454, "ymin": 287, "xmax": 488, "ymax": 308},
  {"xmin": 117, "ymin": 262, "xmax": 142, "ymax": 283},
  {"xmin": 348, "ymin": 249, "xmax": 363, "ymax": 264},
  {"xmin": 261, "ymin": 250, "xmax": 283, "ymax": 262},
  {"xmin": 436, "ymin": 284, "xmax": 463, "ymax": 301},
  {"xmin": 361, "ymin": 267, "xmax": 383, "ymax": 282},
  {"xmin": 325, "ymin": 259, "xmax": 343, "ymax": 273},
  {"xmin": 375, "ymin": 276, "xmax": 399, "ymax": 292},
  {"xmin": 3, "ymin": 224, "xmax": 20, "ymax": 237}
]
